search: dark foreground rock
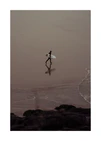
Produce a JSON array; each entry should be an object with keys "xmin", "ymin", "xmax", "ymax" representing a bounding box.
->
[{"xmin": 11, "ymin": 104, "xmax": 91, "ymax": 131}]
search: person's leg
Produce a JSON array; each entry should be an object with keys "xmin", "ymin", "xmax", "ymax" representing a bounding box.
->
[
  {"xmin": 50, "ymin": 58, "xmax": 52, "ymax": 65},
  {"xmin": 45, "ymin": 58, "xmax": 50, "ymax": 64}
]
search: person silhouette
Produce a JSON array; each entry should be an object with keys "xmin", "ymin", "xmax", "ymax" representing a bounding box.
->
[{"xmin": 45, "ymin": 50, "xmax": 52, "ymax": 65}]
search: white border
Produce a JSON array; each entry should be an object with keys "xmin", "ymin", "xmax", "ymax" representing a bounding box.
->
[{"xmin": 0, "ymin": 0, "xmax": 101, "ymax": 141}]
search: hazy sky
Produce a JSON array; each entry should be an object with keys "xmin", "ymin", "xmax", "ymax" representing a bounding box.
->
[{"xmin": 11, "ymin": 10, "xmax": 90, "ymax": 88}]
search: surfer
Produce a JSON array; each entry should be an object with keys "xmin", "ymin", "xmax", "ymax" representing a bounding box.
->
[{"xmin": 45, "ymin": 50, "xmax": 52, "ymax": 64}]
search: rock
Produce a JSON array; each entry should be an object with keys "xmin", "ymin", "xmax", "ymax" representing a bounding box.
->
[
  {"xmin": 23, "ymin": 109, "xmax": 43, "ymax": 117},
  {"xmin": 63, "ymin": 114, "xmax": 86, "ymax": 128},
  {"xmin": 11, "ymin": 124, "xmax": 25, "ymax": 131},
  {"xmin": 11, "ymin": 113, "xmax": 24, "ymax": 127},
  {"xmin": 70, "ymin": 108, "xmax": 90, "ymax": 115},
  {"xmin": 55, "ymin": 104, "xmax": 76, "ymax": 111},
  {"xmin": 10, "ymin": 104, "xmax": 91, "ymax": 131},
  {"xmin": 23, "ymin": 110, "xmax": 35, "ymax": 117},
  {"xmin": 41, "ymin": 115, "xmax": 64, "ymax": 130}
]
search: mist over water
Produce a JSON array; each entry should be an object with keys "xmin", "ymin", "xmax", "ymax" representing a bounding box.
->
[{"xmin": 11, "ymin": 11, "xmax": 90, "ymax": 115}]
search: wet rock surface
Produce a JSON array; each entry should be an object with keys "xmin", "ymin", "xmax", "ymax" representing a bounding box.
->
[{"xmin": 11, "ymin": 104, "xmax": 91, "ymax": 131}]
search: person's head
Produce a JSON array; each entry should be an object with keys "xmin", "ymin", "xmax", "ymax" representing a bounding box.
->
[
  {"xmin": 49, "ymin": 50, "xmax": 52, "ymax": 54},
  {"xmin": 46, "ymin": 54, "xmax": 48, "ymax": 56}
]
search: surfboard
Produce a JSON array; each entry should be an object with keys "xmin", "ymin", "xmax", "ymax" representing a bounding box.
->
[
  {"xmin": 51, "ymin": 54, "xmax": 56, "ymax": 59},
  {"xmin": 46, "ymin": 54, "xmax": 56, "ymax": 59}
]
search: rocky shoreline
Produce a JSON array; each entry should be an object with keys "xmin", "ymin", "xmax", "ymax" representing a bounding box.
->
[{"xmin": 11, "ymin": 104, "xmax": 90, "ymax": 131}]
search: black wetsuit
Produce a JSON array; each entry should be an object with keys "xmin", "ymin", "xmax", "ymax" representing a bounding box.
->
[{"xmin": 45, "ymin": 51, "xmax": 52, "ymax": 64}]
